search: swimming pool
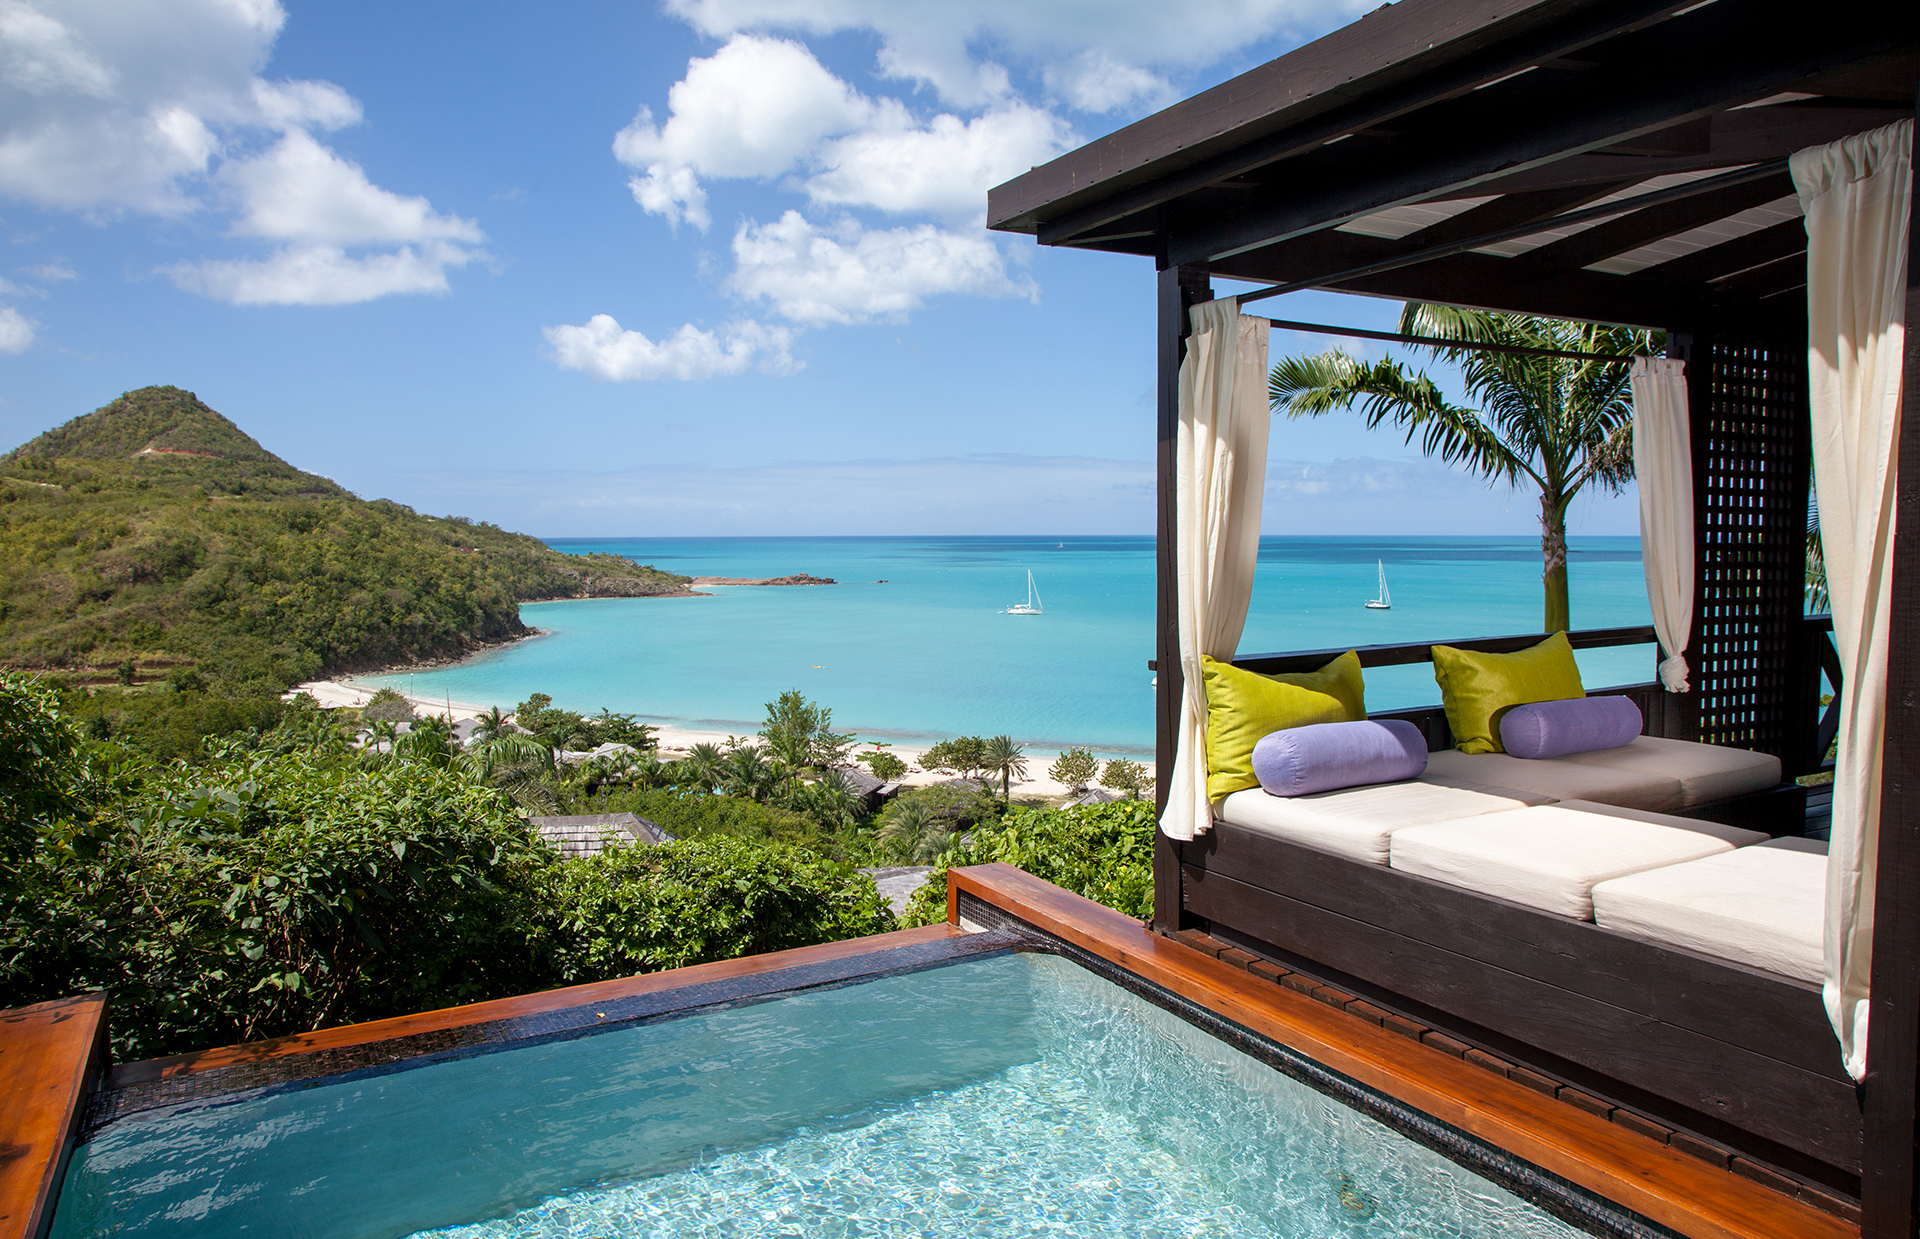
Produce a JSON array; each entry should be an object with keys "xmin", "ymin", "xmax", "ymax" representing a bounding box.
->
[{"xmin": 54, "ymin": 945, "xmax": 1604, "ymax": 1238}]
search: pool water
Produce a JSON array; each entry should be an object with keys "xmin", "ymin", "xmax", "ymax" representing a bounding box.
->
[{"xmin": 55, "ymin": 954, "xmax": 1585, "ymax": 1238}]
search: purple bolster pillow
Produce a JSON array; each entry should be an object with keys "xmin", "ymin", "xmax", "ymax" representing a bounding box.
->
[
  {"xmin": 1251, "ymin": 719, "xmax": 1428, "ymax": 798},
  {"xmin": 1499, "ymin": 695, "xmax": 1643, "ymax": 759}
]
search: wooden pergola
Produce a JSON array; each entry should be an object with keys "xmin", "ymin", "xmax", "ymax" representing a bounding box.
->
[{"xmin": 989, "ymin": 1, "xmax": 1918, "ymax": 1233}]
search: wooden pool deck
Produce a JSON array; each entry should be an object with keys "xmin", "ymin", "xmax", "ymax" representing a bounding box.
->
[
  {"xmin": 0, "ymin": 993, "xmax": 107, "ymax": 1239},
  {"xmin": 950, "ymin": 863, "xmax": 1857, "ymax": 1239}
]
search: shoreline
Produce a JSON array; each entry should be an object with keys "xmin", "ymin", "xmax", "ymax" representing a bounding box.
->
[{"xmin": 288, "ymin": 677, "xmax": 1157, "ymax": 798}]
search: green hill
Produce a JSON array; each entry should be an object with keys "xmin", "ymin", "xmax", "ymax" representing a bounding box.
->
[{"xmin": 0, "ymin": 386, "xmax": 692, "ymax": 690}]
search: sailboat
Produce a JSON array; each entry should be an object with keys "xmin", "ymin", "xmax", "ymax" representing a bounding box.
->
[
  {"xmin": 1365, "ymin": 560, "xmax": 1392, "ymax": 610},
  {"xmin": 1004, "ymin": 570, "xmax": 1044, "ymax": 615}
]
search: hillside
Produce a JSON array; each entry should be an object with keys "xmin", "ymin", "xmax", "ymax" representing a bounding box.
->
[{"xmin": 0, "ymin": 387, "xmax": 693, "ymax": 689}]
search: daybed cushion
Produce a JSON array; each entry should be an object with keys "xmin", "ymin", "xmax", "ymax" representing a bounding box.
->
[
  {"xmin": 1431, "ymin": 632, "xmax": 1585, "ymax": 754},
  {"xmin": 1591, "ymin": 837, "xmax": 1826, "ymax": 984},
  {"xmin": 1551, "ymin": 735, "xmax": 1781, "ymax": 808},
  {"xmin": 1499, "ymin": 695, "xmax": 1643, "ymax": 759},
  {"xmin": 1251, "ymin": 718, "xmax": 1427, "ymax": 797},
  {"xmin": 1388, "ymin": 800, "xmax": 1769, "ymax": 920},
  {"xmin": 1201, "ymin": 655, "xmax": 1353, "ymax": 801},
  {"xmin": 1215, "ymin": 777, "xmax": 1548, "ymax": 865},
  {"xmin": 1423, "ymin": 747, "xmax": 1685, "ymax": 811}
]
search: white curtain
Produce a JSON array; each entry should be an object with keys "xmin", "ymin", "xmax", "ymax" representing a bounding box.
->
[
  {"xmin": 1793, "ymin": 118, "xmax": 1912, "ymax": 1081},
  {"xmin": 1630, "ymin": 357, "xmax": 1694, "ymax": 693},
  {"xmin": 1160, "ymin": 299, "xmax": 1271, "ymax": 842}
]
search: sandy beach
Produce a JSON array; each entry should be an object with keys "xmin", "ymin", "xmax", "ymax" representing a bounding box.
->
[{"xmin": 288, "ymin": 678, "xmax": 1154, "ymax": 800}]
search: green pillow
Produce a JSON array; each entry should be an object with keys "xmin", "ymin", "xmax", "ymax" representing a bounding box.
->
[
  {"xmin": 1431, "ymin": 632, "xmax": 1586, "ymax": 754},
  {"xmin": 1201, "ymin": 654, "xmax": 1356, "ymax": 801},
  {"xmin": 1269, "ymin": 648, "xmax": 1367, "ymax": 723}
]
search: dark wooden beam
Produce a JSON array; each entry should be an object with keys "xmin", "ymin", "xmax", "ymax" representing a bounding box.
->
[
  {"xmin": 1238, "ymin": 160, "xmax": 1787, "ymax": 307},
  {"xmin": 1222, "ymin": 244, "xmax": 1689, "ymax": 330},
  {"xmin": 1154, "ymin": 263, "xmax": 1210, "ymax": 935},
  {"xmin": 1704, "ymin": 254, "xmax": 1808, "ymax": 307},
  {"xmin": 1166, "ymin": 10, "xmax": 1908, "ymax": 266},
  {"xmin": 1379, "ymin": 180, "xmax": 1643, "ymax": 249},
  {"xmin": 1015, "ymin": 0, "xmax": 1693, "ymax": 243},
  {"xmin": 1525, "ymin": 171, "xmax": 1796, "ymax": 270},
  {"xmin": 1634, "ymin": 218, "xmax": 1809, "ymax": 287},
  {"xmin": 1436, "ymin": 103, "xmax": 1914, "ymax": 197},
  {"xmin": 1860, "ymin": 86, "xmax": 1920, "ymax": 1239}
]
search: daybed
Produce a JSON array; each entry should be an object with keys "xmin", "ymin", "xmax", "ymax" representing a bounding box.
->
[
  {"xmin": 1191, "ymin": 758, "xmax": 1856, "ymax": 1179},
  {"xmin": 1423, "ymin": 736, "xmax": 1782, "ymax": 813}
]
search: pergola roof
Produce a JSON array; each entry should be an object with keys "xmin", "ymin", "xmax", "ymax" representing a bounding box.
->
[{"xmin": 988, "ymin": 0, "xmax": 1917, "ymax": 330}]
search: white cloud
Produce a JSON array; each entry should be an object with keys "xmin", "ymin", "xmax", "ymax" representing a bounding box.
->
[
  {"xmin": 614, "ymin": 34, "xmax": 877, "ymax": 230},
  {"xmin": 222, "ymin": 130, "xmax": 482, "ymax": 246},
  {"xmin": 728, "ymin": 211, "xmax": 1036, "ymax": 325},
  {"xmin": 543, "ymin": 314, "xmax": 798, "ymax": 382},
  {"xmin": 0, "ymin": 306, "xmax": 36, "ymax": 353},
  {"xmin": 1043, "ymin": 51, "xmax": 1175, "ymax": 114},
  {"xmin": 806, "ymin": 103, "xmax": 1072, "ymax": 221},
  {"xmin": 22, "ymin": 261, "xmax": 75, "ymax": 282},
  {"xmin": 1, "ymin": 0, "xmax": 115, "ymax": 97},
  {"xmin": 664, "ymin": 0, "xmax": 1371, "ymax": 109},
  {"xmin": 166, "ymin": 242, "xmax": 476, "ymax": 306},
  {"xmin": 0, "ymin": 0, "xmax": 482, "ymax": 306}
]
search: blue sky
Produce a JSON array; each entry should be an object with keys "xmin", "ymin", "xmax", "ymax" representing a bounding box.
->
[{"xmin": 0, "ymin": 0, "xmax": 1639, "ymax": 539}]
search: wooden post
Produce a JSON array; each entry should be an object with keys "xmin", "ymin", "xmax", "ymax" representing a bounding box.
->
[
  {"xmin": 1859, "ymin": 94, "xmax": 1920, "ymax": 1239},
  {"xmin": 1153, "ymin": 263, "xmax": 1210, "ymax": 935}
]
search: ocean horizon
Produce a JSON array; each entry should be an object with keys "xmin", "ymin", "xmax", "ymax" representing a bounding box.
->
[{"xmin": 356, "ymin": 535, "xmax": 1655, "ymax": 756}]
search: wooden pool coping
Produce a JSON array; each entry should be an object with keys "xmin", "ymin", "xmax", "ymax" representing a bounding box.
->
[
  {"xmin": 0, "ymin": 993, "xmax": 107, "ymax": 1239},
  {"xmin": 947, "ymin": 862, "xmax": 1856, "ymax": 1239}
]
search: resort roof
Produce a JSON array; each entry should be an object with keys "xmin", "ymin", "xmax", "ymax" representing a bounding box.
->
[
  {"xmin": 529, "ymin": 812, "xmax": 671, "ymax": 858},
  {"xmin": 988, "ymin": 0, "xmax": 1917, "ymax": 330}
]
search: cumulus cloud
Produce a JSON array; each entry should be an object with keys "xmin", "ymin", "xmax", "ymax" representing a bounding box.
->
[
  {"xmin": 221, "ymin": 130, "xmax": 482, "ymax": 246},
  {"xmin": 0, "ymin": 0, "xmax": 482, "ymax": 305},
  {"xmin": 664, "ymin": 0, "xmax": 1371, "ymax": 109},
  {"xmin": 729, "ymin": 211, "xmax": 1036, "ymax": 325},
  {"xmin": 0, "ymin": 306, "xmax": 35, "ymax": 352},
  {"xmin": 543, "ymin": 314, "xmax": 797, "ymax": 382},
  {"xmin": 1043, "ymin": 51, "xmax": 1175, "ymax": 114},
  {"xmin": 807, "ymin": 102, "xmax": 1072, "ymax": 221},
  {"xmin": 166, "ymin": 242, "xmax": 477, "ymax": 306},
  {"xmin": 616, "ymin": 35, "xmax": 1074, "ymax": 230},
  {"xmin": 613, "ymin": 34, "xmax": 877, "ymax": 230}
]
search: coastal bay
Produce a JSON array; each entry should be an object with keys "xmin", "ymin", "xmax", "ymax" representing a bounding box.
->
[{"xmin": 353, "ymin": 534, "xmax": 1656, "ymax": 757}]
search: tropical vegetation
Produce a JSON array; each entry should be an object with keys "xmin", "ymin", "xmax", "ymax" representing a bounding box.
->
[
  {"xmin": 900, "ymin": 799, "xmax": 1155, "ymax": 926},
  {"xmin": 0, "ymin": 386, "xmax": 692, "ymax": 697},
  {"xmin": 1270, "ymin": 306, "xmax": 1658, "ymax": 632},
  {"xmin": 0, "ymin": 673, "xmax": 894, "ymax": 1060}
]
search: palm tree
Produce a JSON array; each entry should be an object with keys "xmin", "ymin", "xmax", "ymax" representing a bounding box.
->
[
  {"xmin": 682, "ymin": 742, "xmax": 725, "ymax": 792},
  {"xmin": 1270, "ymin": 305, "xmax": 1655, "ymax": 633},
  {"xmin": 455, "ymin": 734, "xmax": 560, "ymax": 813},
  {"xmin": 475, "ymin": 706, "xmax": 512, "ymax": 741},
  {"xmin": 877, "ymin": 797, "xmax": 947, "ymax": 863},
  {"xmin": 982, "ymin": 734, "xmax": 1028, "ymax": 801}
]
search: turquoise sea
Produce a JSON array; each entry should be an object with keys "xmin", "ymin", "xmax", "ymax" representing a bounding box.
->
[{"xmin": 358, "ymin": 536, "xmax": 1654, "ymax": 756}]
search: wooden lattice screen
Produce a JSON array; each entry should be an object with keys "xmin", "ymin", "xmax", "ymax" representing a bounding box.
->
[{"xmin": 1685, "ymin": 332, "xmax": 1813, "ymax": 767}]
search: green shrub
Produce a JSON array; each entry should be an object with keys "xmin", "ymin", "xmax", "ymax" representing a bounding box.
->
[
  {"xmin": 577, "ymin": 786, "xmax": 860, "ymax": 861},
  {"xmin": 63, "ymin": 686, "xmax": 288, "ymax": 763},
  {"xmin": 0, "ymin": 673, "xmax": 85, "ymax": 855},
  {"xmin": 900, "ymin": 799, "xmax": 1156, "ymax": 927},
  {"xmin": 2, "ymin": 754, "xmax": 555, "ymax": 1060},
  {"xmin": 545, "ymin": 836, "xmax": 893, "ymax": 982}
]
